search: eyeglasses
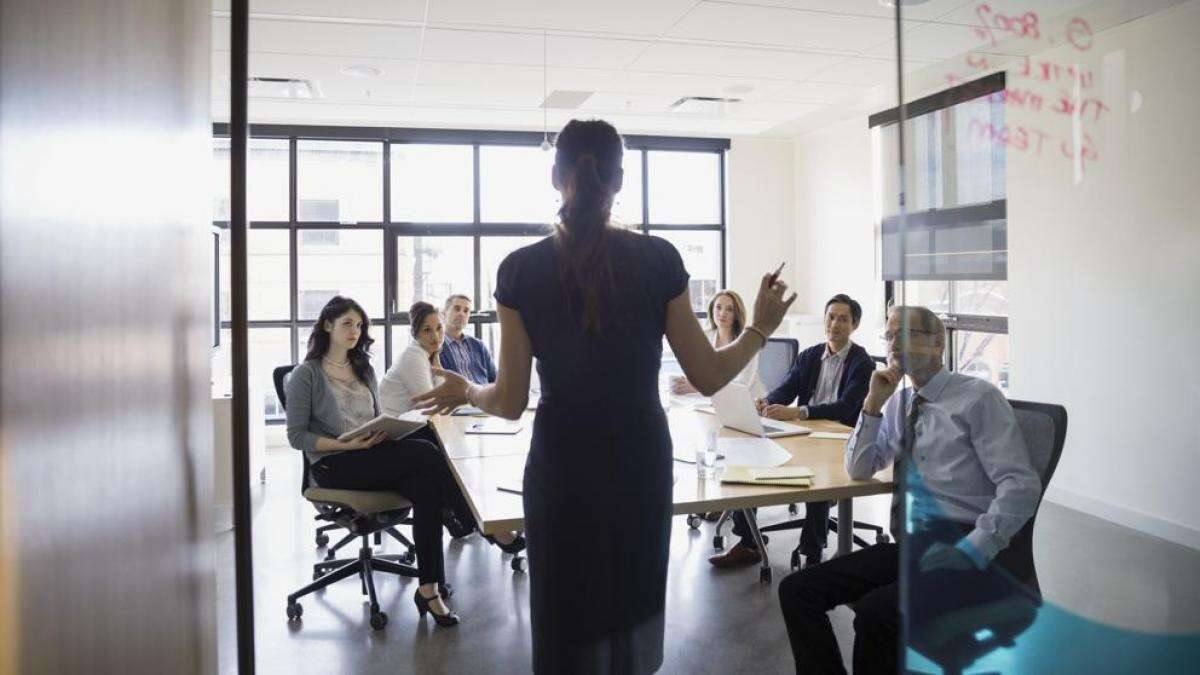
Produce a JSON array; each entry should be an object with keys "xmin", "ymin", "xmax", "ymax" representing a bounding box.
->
[{"xmin": 878, "ymin": 327, "xmax": 937, "ymax": 343}]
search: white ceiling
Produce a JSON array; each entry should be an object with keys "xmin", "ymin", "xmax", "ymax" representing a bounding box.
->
[{"xmin": 211, "ymin": 0, "xmax": 1117, "ymax": 138}]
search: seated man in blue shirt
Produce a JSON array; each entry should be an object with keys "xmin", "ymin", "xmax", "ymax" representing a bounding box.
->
[
  {"xmin": 776, "ymin": 306, "xmax": 1041, "ymax": 674},
  {"xmin": 439, "ymin": 294, "xmax": 497, "ymax": 385},
  {"xmin": 709, "ymin": 294, "xmax": 875, "ymax": 570}
]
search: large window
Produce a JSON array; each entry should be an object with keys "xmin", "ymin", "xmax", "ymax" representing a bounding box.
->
[
  {"xmin": 213, "ymin": 125, "xmax": 728, "ymax": 420},
  {"xmin": 873, "ymin": 74, "xmax": 1010, "ymax": 394}
]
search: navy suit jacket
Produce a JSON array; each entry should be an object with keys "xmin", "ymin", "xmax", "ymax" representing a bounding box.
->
[{"xmin": 766, "ymin": 342, "xmax": 874, "ymax": 427}]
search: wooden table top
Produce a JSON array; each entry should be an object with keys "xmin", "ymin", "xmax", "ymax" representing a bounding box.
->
[{"xmin": 431, "ymin": 405, "xmax": 894, "ymax": 535}]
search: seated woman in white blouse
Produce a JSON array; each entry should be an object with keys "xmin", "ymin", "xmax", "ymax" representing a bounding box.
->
[
  {"xmin": 670, "ymin": 289, "xmax": 767, "ymax": 399},
  {"xmin": 380, "ymin": 301, "xmax": 445, "ymax": 416},
  {"xmin": 380, "ymin": 300, "xmax": 525, "ymax": 552}
]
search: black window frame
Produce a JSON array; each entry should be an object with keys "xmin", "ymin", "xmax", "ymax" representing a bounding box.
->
[{"xmin": 212, "ymin": 123, "xmax": 730, "ymax": 419}]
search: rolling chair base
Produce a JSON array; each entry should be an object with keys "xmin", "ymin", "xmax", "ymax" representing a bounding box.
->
[{"xmin": 286, "ymin": 534, "xmax": 420, "ymax": 631}]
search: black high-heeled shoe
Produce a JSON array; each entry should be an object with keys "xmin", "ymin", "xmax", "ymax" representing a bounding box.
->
[
  {"xmin": 483, "ymin": 533, "xmax": 526, "ymax": 554},
  {"xmin": 413, "ymin": 588, "xmax": 460, "ymax": 627}
]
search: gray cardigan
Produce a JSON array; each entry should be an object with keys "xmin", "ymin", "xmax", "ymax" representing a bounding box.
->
[{"xmin": 285, "ymin": 359, "xmax": 380, "ymax": 462}]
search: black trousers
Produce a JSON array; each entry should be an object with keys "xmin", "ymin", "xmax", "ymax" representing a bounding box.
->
[
  {"xmin": 731, "ymin": 500, "xmax": 831, "ymax": 556},
  {"xmin": 777, "ymin": 523, "xmax": 1030, "ymax": 674},
  {"xmin": 309, "ymin": 428, "xmax": 472, "ymax": 585}
]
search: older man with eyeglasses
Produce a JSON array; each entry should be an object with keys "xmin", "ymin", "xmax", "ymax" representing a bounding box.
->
[{"xmin": 775, "ymin": 305, "xmax": 1040, "ymax": 674}]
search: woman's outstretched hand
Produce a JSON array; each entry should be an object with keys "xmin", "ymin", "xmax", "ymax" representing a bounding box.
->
[
  {"xmin": 749, "ymin": 271, "xmax": 797, "ymax": 338},
  {"xmin": 412, "ymin": 367, "xmax": 473, "ymax": 416}
]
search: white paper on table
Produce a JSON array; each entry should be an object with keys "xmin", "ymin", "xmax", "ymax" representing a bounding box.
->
[
  {"xmin": 810, "ymin": 431, "xmax": 851, "ymax": 440},
  {"xmin": 716, "ymin": 437, "xmax": 792, "ymax": 467},
  {"xmin": 669, "ymin": 393, "xmax": 710, "ymax": 408}
]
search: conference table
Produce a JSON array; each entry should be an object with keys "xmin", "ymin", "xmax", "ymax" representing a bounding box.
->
[{"xmin": 431, "ymin": 403, "xmax": 894, "ymax": 583}]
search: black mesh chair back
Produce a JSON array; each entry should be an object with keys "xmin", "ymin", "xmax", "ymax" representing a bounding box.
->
[
  {"xmin": 758, "ymin": 337, "xmax": 798, "ymax": 395},
  {"xmin": 908, "ymin": 399, "xmax": 1068, "ymax": 674}
]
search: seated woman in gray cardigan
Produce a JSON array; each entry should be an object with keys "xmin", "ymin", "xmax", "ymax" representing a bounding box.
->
[{"xmin": 285, "ymin": 295, "xmax": 521, "ymax": 628}]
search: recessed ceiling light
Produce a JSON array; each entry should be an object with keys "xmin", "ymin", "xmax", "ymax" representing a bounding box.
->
[{"xmin": 339, "ymin": 65, "xmax": 384, "ymax": 79}]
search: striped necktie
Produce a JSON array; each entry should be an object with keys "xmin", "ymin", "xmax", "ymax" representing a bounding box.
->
[{"xmin": 891, "ymin": 392, "xmax": 923, "ymax": 536}]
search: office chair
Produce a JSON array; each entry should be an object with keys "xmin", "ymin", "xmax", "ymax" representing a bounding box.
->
[
  {"xmin": 272, "ymin": 366, "xmax": 418, "ymax": 563},
  {"xmin": 274, "ymin": 364, "xmax": 426, "ymax": 630},
  {"xmin": 906, "ymin": 399, "xmax": 1068, "ymax": 675},
  {"xmin": 758, "ymin": 337, "xmax": 799, "ymax": 393}
]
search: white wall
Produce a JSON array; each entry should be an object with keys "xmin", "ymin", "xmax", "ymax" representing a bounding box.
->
[
  {"xmin": 726, "ymin": 137, "xmax": 798, "ymax": 304},
  {"xmin": 1006, "ymin": 2, "xmax": 1200, "ymax": 549},
  {"xmin": 792, "ymin": 116, "xmax": 887, "ymax": 353}
]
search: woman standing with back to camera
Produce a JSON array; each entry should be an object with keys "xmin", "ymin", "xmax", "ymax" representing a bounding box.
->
[{"xmin": 415, "ymin": 119, "xmax": 794, "ymax": 673}]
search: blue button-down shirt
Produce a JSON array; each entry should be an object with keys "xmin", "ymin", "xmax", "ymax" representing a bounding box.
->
[
  {"xmin": 846, "ymin": 368, "xmax": 1041, "ymax": 565},
  {"xmin": 439, "ymin": 332, "xmax": 497, "ymax": 385}
]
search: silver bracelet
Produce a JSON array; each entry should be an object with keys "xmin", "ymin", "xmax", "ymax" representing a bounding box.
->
[{"xmin": 744, "ymin": 325, "xmax": 769, "ymax": 348}]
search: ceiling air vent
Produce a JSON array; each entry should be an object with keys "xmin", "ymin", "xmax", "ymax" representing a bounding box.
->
[
  {"xmin": 670, "ymin": 96, "xmax": 742, "ymax": 115},
  {"xmin": 248, "ymin": 77, "xmax": 323, "ymax": 99},
  {"xmin": 540, "ymin": 90, "xmax": 593, "ymax": 109}
]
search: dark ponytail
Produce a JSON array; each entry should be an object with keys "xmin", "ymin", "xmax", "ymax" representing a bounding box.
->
[{"xmin": 552, "ymin": 119, "xmax": 624, "ymax": 334}]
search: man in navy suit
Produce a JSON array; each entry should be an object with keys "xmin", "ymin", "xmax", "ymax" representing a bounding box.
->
[{"xmin": 709, "ymin": 294, "xmax": 876, "ymax": 569}]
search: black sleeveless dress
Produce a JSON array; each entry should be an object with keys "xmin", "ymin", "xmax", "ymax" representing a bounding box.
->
[{"xmin": 494, "ymin": 231, "xmax": 689, "ymax": 674}]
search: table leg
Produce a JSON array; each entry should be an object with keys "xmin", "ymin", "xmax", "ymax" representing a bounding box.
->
[
  {"xmin": 742, "ymin": 508, "xmax": 773, "ymax": 584},
  {"xmin": 837, "ymin": 498, "xmax": 853, "ymax": 556}
]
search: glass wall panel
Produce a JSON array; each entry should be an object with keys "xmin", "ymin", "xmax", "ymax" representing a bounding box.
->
[
  {"xmin": 296, "ymin": 228, "xmax": 383, "ymax": 320},
  {"xmin": 647, "ymin": 151, "xmax": 721, "ymax": 224},
  {"xmin": 395, "ymin": 236, "xmax": 472, "ymax": 313},
  {"xmin": 297, "ymin": 140, "xmax": 383, "ymax": 223},
  {"xmin": 390, "ymin": 143, "xmax": 473, "ymax": 223}
]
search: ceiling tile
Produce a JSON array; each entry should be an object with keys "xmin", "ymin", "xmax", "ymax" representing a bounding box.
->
[
  {"xmin": 428, "ymin": 0, "xmax": 699, "ymax": 36},
  {"xmin": 630, "ymin": 42, "xmax": 843, "ymax": 81},
  {"xmin": 807, "ymin": 56, "xmax": 931, "ymax": 86},
  {"xmin": 711, "ymin": 0, "xmax": 973, "ymax": 22},
  {"xmin": 772, "ymin": 80, "xmax": 874, "ymax": 103},
  {"xmin": 931, "ymin": 0, "xmax": 1096, "ymax": 27},
  {"xmin": 546, "ymin": 67, "xmax": 793, "ymax": 101},
  {"xmin": 726, "ymin": 99, "xmax": 824, "ymax": 120},
  {"xmin": 579, "ymin": 91, "xmax": 682, "ymax": 114},
  {"xmin": 668, "ymin": 2, "xmax": 905, "ymax": 52},
  {"xmin": 419, "ymin": 29, "xmax": 648, "ymax": 70},
  {"xmin": 217, "ymin": 0, "xmax": 428, "ymax": 22},
  {"xmin": 248, "ymin": 18, "xmax": 423, "ymax": 60},
  {"xmin": 865, "ymin": 20, "xmax": 995, "ymax": 61}
]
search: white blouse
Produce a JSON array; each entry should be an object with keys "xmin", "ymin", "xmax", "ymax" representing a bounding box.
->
[
  {"xmin": 706, "ymin": 328, "xmax": 768, "ymax": 400},
  {"xmin": 379, "ymin": 341, "xmax": 443, "ymax": 416}
]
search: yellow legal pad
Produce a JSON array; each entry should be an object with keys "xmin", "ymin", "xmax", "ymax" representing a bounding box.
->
[{"xmin": 720, "ymin": 466, "xmax": 814, "ymax": 488}]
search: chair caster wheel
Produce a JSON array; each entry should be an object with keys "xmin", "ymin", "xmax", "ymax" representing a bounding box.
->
[
  {"xmin": 790, "ymin": 550, "xmax": 801, "ymax": 571},
  {"xmin": 761, "ymin": 534, "xmax": 770, "ymax": 545},
  {"xmin": 286, "ymin": 601, "xmax": 303, "ymax": 621},
  {"xmin": 370, "ymin": 611, "xmax": 388, "ymax": 630},
  {"xmin": 401, "ymin": 550, "xmax": 416, "ymax": 564},
  {"xmin": 687, "ymin": 514, "xmax": 702, "ymax": 529},
  {"xmin": 312, "ymin": 569, "xmax": 323, "ymax": 581},
  {"xmin": 877, "ymin": 533, "xmax": 891, "ymax": 544},
  {"xmin": 439, "ymin": 582, "xmax": 454, "ymax": 599},
  {"xmin": 511, "ymin": 555, "xmax": 527, "ymax": 573},
  {"xmin": 788, "ymin": 503, "xmax": 799, "ymax": 515},
  {"xmin": 713, "ymin": 535, "xmax": 725, "ymax": 551},
  {"xmin": 759, "ymin": 568, "xmax": 772, "ymax": 585},
  {"xmin": 315, "ymin": 533, "xmax": 329, "ymax": 547}
]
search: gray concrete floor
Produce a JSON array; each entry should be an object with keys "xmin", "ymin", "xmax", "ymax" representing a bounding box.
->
[{"xmin": 216, "ymin": 430, "xmax": 1200, "ymax": 674}]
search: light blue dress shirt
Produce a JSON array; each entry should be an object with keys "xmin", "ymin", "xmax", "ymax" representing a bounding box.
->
[{"xmin": 845, "ymin": 368, "xmax": 1041, "ymax": 566}]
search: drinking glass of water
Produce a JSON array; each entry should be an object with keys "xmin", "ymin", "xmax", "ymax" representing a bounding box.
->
[{"xmin": 696, "ymin": 426, "xmax": 722, "ymax": 479}]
